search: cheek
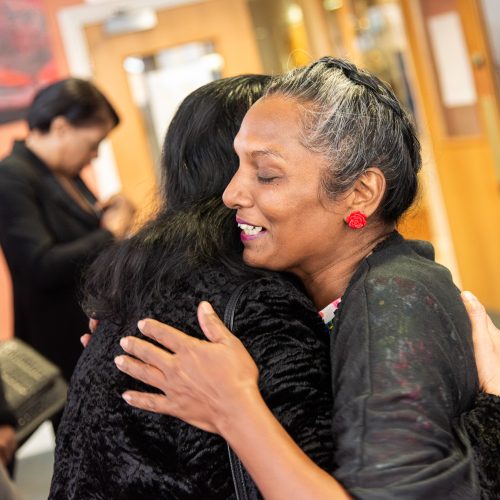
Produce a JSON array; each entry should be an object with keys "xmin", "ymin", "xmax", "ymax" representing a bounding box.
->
[{"xmin": 270, "ymin": 191, "xmax": 324, "ymax": 230}]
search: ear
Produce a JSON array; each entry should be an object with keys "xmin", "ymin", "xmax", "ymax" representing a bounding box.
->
[
  {"xmin": 348, "ymin": 167, "xmax": 386, "ymax": 217},
  {"xmin": 49, "ymin": 116, "xmax": 71, "ymax": 137}
]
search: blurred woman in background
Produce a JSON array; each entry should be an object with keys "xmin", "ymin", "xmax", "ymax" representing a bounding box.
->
[{"xmin": 0, "ymin": 78, "xmax": 135, "ymax": 384}]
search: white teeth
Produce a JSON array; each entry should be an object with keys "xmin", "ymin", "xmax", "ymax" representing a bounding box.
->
[{"xmin": 238, "ymin": 223, "xmax": 264, "ymax": 235}]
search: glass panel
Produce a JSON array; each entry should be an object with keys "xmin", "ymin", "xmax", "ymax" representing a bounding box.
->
[
  {"xmin": 123, "ymin": 41, "xmax": 223, "ymax": 174},
  {"xmin": 247, "ymin": 0, "xmax": 312, "ymax": 73},
  {"xmin": 323, "ymin": 0, "xmax": 418, "ymax": 117},
  {"xmin": 419, "ymin": 0, "xmax": 481, "ymax": 137}
]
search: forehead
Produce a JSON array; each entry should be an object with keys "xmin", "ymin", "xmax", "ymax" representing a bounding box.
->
[
  {"xmin": 234, "ymin": 95, "xmax": 305, "ymax": 151},
  {"xmin": 73, "ymin": 120, "xmax": 113, "ymax": 140}
]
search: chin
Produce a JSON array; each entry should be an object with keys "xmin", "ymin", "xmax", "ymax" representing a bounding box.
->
[{"xmin": 242, "ymin": 250, "xmax": 282, "ymax": 272}]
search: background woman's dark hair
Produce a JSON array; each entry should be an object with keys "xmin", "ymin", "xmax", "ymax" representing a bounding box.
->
[
  {"xmin": 82, "ymin": 75, "xmax": 270, "ymax": 324},
  {"xmin": 27, "ymin": 78, "xmax": 120, "ymax": 132},
  {"xmin": 265, "ymin": 57, "xmax": 421, "ymax": 223}
]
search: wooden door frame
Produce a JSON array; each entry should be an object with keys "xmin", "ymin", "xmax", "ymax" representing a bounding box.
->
[
  {"xmin": 401, "ymin": 0, "xmax": 500, "ymax": 309},
  {"xmin": 84, "ymin": 0, "xmax": 262, "ymax": 214},
  {"xmin": 57, "ymin": 0, "xmax": 206, "ymax": 200},
  {"xmin": 301, "ymin": 0, "xmax": 461, "ymax": 280}
]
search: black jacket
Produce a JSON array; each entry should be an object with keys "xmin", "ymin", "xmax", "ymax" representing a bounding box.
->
[
  {"xmin": 331, "ymin": 232, "xmax": 483, "ymax": 499},
  {"xmin": 50, "ymin": 270, "xmax": 334, "ymax": 499},
  {"xmin": 0, "ymin": 141, "xmax": 113, "ymax": 381}
]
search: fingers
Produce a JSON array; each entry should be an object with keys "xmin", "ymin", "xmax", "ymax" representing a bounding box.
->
[
  {"xmin": 121, "ymin": 391, "xmax": 173, "ymax": 415},
  {"xmin": 120, "ymin": 336, "xmax": 174, "ymax": 371},
  {"xmin": 461, "ymin": 290, "xmax": 499, "ymax": 347},
  {"xmin": 115, "ymin": 354, "xmax": 167, "ymax": 391},
  {"xmin": 5, "ymin": 438, "xmax": 15, "ymax": 464},
  {"xmin": 461, "ymin": 290, "xmax": 486, "ymax": 318},
  {"xmin": 0, "ymin": 427, "xmax": 16, "ymax": 466},
  {"xmin": 89, "ymin": 318, "xmax": 99, "ymax": 333},
  {"xmin": 137, "ymin": 319, "xmax": 191, "ymax": 353},
  {"xmin": 80, "ymin": 333, "xmax": 92, "ymax": 348},
  {"xmin": 197, "ymin": 301, "xmax": 233, "ymax": 343},
  {"xmin": 461, "ymin": 291, "xmax": 489, "ymax": 338}
]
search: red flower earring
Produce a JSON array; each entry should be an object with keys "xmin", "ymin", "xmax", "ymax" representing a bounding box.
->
[{"xmin": 345, "ymin": 210, "xmax": 367, "ymax": 229}]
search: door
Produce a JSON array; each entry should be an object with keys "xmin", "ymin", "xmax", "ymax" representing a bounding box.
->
[
  {"xmin": 307, "ymin": 0, "xmax": 435, "ymax": 243},
  {"xmin": 84, "ymin": 0, "xmax": 262, "ymax": 218},
  {"xmin": 402, "ymin": 0, "xmax": 500, "ymax": 310}
]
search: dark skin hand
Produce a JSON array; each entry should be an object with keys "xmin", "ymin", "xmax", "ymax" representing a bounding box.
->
[
  {"xmin": 461, "ymin": 291, "xmax": 500, "ymax": 396},
  {"xmin": 82, "ymin": 291, "xmax": 500, "ymax": 395}
]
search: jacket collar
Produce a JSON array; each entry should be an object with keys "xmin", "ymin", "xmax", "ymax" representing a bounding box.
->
[{"xmin": 13, "ymin": 140, "xmax": 101, "ymax": 225}]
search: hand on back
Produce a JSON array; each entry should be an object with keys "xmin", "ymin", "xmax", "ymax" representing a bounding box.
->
[{"xmin": 462, "ymin": 291, "xmax": 500, "ymax": 396}]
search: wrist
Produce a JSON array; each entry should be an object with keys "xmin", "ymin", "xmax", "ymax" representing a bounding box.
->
[{"xmin": 216, "ymin": 383, "xmax": 263, "ymax": 440}]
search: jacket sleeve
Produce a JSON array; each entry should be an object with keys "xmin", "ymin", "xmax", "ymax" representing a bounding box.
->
[
  {"xmin": 330, "ymin": 277, "xmax": 480, "ymax": 499},
  {"xmin": 0, "ymin": 169, "xmax": 113, "ymax": 291},
  {"xmin": 233, "ymin": 278, "xmax": 334, "ymax": 472},
  {"xmin": 464, "ymin": 392, "xmax": 500, "ymax": 496}
]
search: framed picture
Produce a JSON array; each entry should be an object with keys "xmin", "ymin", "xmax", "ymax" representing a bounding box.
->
[{"xmin": 0, "ymin": 0, "xmax": 58, "ymax": 124}]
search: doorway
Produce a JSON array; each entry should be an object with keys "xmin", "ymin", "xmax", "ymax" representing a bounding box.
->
[
  {"xmin": 69, "ymin": 0, "xmax": 262, "ymax": 216},
  {"xmin": 402, "ymin": 0, "xmax": 500, "ymax": 310}
]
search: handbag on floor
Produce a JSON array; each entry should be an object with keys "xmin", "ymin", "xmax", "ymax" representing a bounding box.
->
[{"xmin": 0, "ymin": 338, "xmax": 67, "ymax": 442}]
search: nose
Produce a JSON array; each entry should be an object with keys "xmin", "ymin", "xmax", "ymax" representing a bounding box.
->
[{"xmin": 222, "ymin": 169, "xmax": 252, "ymax": 209}]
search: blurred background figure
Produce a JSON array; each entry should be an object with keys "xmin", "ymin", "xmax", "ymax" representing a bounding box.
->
[{"xmin": 0, "ymin": 78, "xmax": 135, "ymax": 389}]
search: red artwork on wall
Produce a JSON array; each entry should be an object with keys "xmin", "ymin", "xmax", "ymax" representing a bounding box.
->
[{"xmin": 0, "ymin": 0, "xmax": 58, "ymax": 124}]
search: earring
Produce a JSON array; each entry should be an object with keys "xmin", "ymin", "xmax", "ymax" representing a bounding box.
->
[{"xmin": 345, "ymin": 210, "xmax": 367, "ymax": 229}]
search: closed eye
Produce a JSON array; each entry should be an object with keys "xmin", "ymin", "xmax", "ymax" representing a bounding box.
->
[{"xmin": 257, "ymin": 175, "xmax": 279, "ymax": 184}]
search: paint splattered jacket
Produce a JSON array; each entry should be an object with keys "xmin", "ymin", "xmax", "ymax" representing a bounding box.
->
[{"xmin": 330, "ymin": 231, "xmax": 495, "ymax": 499}]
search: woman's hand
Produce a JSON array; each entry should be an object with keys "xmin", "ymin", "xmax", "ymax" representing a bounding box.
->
[
  {"xmin": 100, "ymin": 194, "xmax": 135, "ymax": 239},
  {"xmin": 80, "ymin": 318, "xmax": 98, "ymax": 347},
  {"xmin": 115, "ymin": 301, "xmax": 260, "ymax": 434},
  {"xmin": 461, "ymin": 291, "xmax": 500, "ymax": 396}
]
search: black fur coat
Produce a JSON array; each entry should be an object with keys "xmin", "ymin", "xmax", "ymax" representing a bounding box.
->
[{"xmin": 49, "ymin": 269, "xmax": 333, "ymax": 499}]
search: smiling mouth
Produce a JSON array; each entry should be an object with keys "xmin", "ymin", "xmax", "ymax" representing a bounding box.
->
[{"xmin": 237, "ymin": 223, "xmax": 264, "ymax": 236}]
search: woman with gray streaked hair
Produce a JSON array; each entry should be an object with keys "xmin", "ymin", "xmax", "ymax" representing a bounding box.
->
[{"xmin": 115, "ymin": 58, "xmax": 498, "ymax": 499}]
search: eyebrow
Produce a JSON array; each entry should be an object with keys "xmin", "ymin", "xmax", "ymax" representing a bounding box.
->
[{"xmin": 250, "ymin": 148, "xmax": 285, "ymax": 161}]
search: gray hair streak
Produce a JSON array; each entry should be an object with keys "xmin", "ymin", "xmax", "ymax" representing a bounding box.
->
[{"xmin": 264, "ymin": 57, "xmax": 422, "ymax": 222}]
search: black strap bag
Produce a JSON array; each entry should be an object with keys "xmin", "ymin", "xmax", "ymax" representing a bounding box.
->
[{"xmin": 223, "ymin": 281, "xmax": 260, "ymax": 500}]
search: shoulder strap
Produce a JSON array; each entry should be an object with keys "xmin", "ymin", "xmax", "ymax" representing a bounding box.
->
[
  {"xmin": 224, "ymin": 280, "xmax": 254, "ymax": 500},
  {"xmin": 224, "ymin": 281, "xmax": 251, "ymax": 331}
]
